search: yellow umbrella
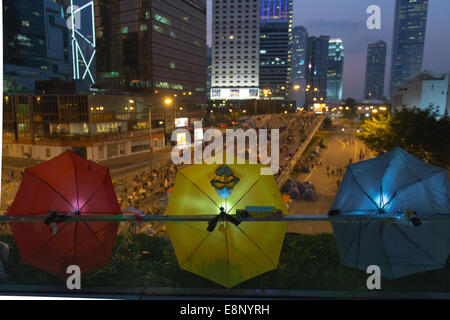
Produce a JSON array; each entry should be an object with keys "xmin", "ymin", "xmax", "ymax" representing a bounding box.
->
[{"xmin": 165, "ymin": 154, "xmax": 288, "ymax": 288}]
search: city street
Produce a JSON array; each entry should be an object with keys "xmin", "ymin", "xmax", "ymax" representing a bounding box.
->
[
  {"xmin": 0, "ymin": 147, "xmax": 174, "ymax": 210},
  {"xmin": 287, "ymin": 126, "xmax": 374, "ymax": 235}
]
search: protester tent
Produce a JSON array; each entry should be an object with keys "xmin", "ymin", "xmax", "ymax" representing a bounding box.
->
[
  {"xmin": 329, "ymin": 147, "xmax": 450, "ymax": 279},
  {"xmin": 7, "ymin": 150, "xmax": 121, "ymax": 279},
  {"xmin": 165, "ymin": 153, "xmax": 288, "ymax": 288}
]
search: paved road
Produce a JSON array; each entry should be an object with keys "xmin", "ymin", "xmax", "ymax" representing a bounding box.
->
[
  {"xmin": 286, "ymin": 127, "xmax": 374, "ymax": 235},
  {"xmin": 100, "ymin": 147, "xmax": 174, "ymax": 178},
  {"xmin": 0, "ymin": 147, "xmax": 175, "ymax": 211}
]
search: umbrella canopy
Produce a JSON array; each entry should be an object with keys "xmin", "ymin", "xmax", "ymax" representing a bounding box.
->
[
  {"xmin": 330, "ymin": 147, "xmax": 450, "ymax": 279},
  {"xmin": 165, "ymin": 154, "xmax": 288, "ymax": 288},
  {"xmin": 7, "ymin": 150, "xmax": 120, "ymax": 279}
]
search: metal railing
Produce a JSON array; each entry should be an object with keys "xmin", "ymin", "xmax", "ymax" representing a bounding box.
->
[{"xmin": 1, "ymin": 213, "xmax": 449, "ymax": 223}]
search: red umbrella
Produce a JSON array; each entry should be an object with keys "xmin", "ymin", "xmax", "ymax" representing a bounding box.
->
[{"xmin": 7, "ymin": 150, "xmax": 121, "ymax": 279}]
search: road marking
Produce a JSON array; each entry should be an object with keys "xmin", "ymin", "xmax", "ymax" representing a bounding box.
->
[
  {"xmin": 303, "ymin": 146, "xmax": 331, "ymax": 182},
  {"xmin": 331, "ymin": 137, "xmax": 346, "ymax": 148}
]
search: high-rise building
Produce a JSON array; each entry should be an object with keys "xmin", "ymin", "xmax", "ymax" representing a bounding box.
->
[
  {"xmin": 207, "ymin": 45, "xmax": 212, "ymax": 100},
  {"xmin": 3, "ymin": 0, "xmax": 73, "ymax": 93},
  {"xmin": 390, "ymin": 0, "xmax": 429, "ymax": 97},
  {"xmin": 211, "ymin": 0, "xmax": 260, "ymax": 101},
  {"xmin": 364, "ymin": 40, "xmax": 387, "ymax": 99},
  {"xmin": 305, "ymin": 35, "xmax": 329, "ymax": 105},
  {"xmin": 95, "ymin": 0, "xmax": 207, "ymax": 104},
  {"xmin": 327, "ymin": 38, "xmax": 344, "ymax": 101},
  {"xmin": 259, "ymin": 0, "xmax": 294, "ymax": 100},
  {"xmin": 290, "ymin": 26, "xmax": 308, "ymax": 106},
  {"xmin": 211, "ymin": 0, "xmax": 293, "ymax": 102}
]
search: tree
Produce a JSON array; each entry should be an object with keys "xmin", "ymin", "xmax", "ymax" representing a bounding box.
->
[{"xmin": 357, "ymin": 107, "xmax": 450, "ymax": 167}]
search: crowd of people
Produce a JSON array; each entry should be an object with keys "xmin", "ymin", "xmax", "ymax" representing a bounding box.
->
[
  {"xmin": 239, "ymin": 112, "xmax": 321, "ymax": 178},
  {"xmin": 1, "ymin": 112, "xmax": 322, "ymax": 218},
  {"xmin": 113, "ymin": 161, "xmax": 178, "ymax": 214}
]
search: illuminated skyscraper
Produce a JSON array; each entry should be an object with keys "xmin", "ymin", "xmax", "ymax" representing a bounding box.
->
[
  {"xmin": 211, "ymin": 0, "xmax": 260, "ymax": 100},
  {"xmin": 364, "ymin": 40, "xmax": 387, "ymax": 99},
  {"xmin": 3, "ymin": 0, "xmax": 73, "ymax": 93},
  {"xmin": 390, "ymin": 0, "xmax": 429, "ymax": 97},
  {"xmin": 211, "ymin": 0, "xmax": 293, "ymax": 102},
  {"xmin": 259, "ymin": 0, "xmax": 294, "ymax": 99},
  {"xmin": 95, "ymin": 0, "xmax": 206, "ymax": 102},
  {"xmin": 327, "ymin": 38, "xmax": 344, "ymax": 101},
  {"xmin": 305, "ymin": 35, "xmax": 329, "ymax": 105},
  {"xmin": 290, "ymin": 26, "xmax": 308, "ymax": 106}
]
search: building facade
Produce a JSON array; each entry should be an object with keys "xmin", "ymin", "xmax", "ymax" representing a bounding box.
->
[
  {"xmin": 305, "ymin": 35, "xmax": 329, "ymax": 106},
  {"xmin": 207, "ymin": 45, "xmax": 212, "ymax": 100},
  {"xmin": 392, "ymin": 71, "xmax": 450, "ymax": 118},
  {"xmin": 3, "ymin": 0, "xmax": 73, "ymax": 94},
  {"xmin": 95, "ymin": 0, "xmax": 207, "ymax": 104},
  {"xmin": 211, "ymin": 0, "xmax": 261, "ymax": 101},
  {"xmin": 326, "ymin": 38, "xmax": 344, "ymax": 101},
  {"xmin": 290, "ymin": 26, "xmax": 308, "ymax": 107},
  {"xmin": 2, "ymin": 93, "xmax": 203, "ymax": 161},
  {"xmin": 364, "ymin": 40, "xmax": 387, "ymax": 99},
  {"xmin": 259, "ymin": 0, "xmax": 294, "ymax": 100},
  {"xmin": 390, "ymin": 0, "xmax": 429, "ymax": 97}
]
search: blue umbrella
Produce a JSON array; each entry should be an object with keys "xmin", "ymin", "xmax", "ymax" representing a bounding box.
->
[{"xmin": 329, "ymin": 148, "xmax": 450, "ymax": 279}]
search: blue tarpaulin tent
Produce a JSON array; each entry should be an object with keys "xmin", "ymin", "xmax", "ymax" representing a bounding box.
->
[{"xmin": 329, "ymin": 147, "xmax": 450, "ymax": 279}]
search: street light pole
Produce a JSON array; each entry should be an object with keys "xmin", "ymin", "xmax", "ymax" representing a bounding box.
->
[
  {"xmin": 130, "ymin": 97, "xmax": 173, "ymax": 213},
  {"xmin": 148, "ymin": 106, "xmax": 153, "ymax": 184}
]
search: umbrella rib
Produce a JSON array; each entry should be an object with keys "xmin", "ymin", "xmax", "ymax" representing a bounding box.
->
[
  {"xmin": 180, "ymin": 232, "xmax": 212, "ymax": 269},
  {"xmin": 74, "ymin": 222, "xmax": 78, "ymax": 262},
  {"xmin": 385, "ymin": 171, "xmax": 449, "ymax": 211},
  {"xmin": 383, "ymin": 178, "xmax": 423, "ymax": 210},
  {"xmin": 225, "ymin": 221, "xmax": 230, "ymax": 287},
  {"xmin": 82, "ymin": 222, "xmax": 109, "ymax": 260},
  {"xmin": 178, "ymin": 170, "xmax": 220, "ymax": 209},
  {"xmin": 392, "ymin": 223, "xmax": 441, "ymax": 265},
  {"xmin": 341, "ymin": 221, "xmax": 371, "ymax": 263},
  {"xmin": 347, "ymin": 167, "xmax": 379, "ymax": 209},
  {"xmin": 78, "ymin": 172, "xmax": 109, "ymax": 212},
  {"xmin": 68, "ymin": 152, "xmax": 80, "ymax": 211},
  {"xmin": 21, "ymin": 223, "xmax": 70, "ymax": 264},
  {"xmin": 226, "ymin": 176, "xmax": 263, "ymax": 214},
  {"xmin": 25, "ymin": 170, "xmax": 75, "ymax": 211},
  {"xmin": 379, "ymin": 222, "xmax": 394, "ymax": 277},
  {"xmin": 45, "ymin": 223, "xmax": 114, "ymax": 274},
  {"xmin": 235, "ymin": 225, "xmax": 277, "ymax": 268}
]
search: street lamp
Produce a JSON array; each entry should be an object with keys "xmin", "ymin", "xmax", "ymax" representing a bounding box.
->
[{"xmin": 129, "ymin": 97, "xmax": 173, "ymax": 211}]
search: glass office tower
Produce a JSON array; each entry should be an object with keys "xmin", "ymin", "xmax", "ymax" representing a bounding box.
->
[
  {"xmin": 326, "ymin": 38, "xmax": 344, "ymax": 101},
  {"xmin": 364, "ymin": 40, "xmax": 387, "ymax": 99},
  {"xmin": 390, "ymin": 0, "xmax": 429, "ymax": 97}
]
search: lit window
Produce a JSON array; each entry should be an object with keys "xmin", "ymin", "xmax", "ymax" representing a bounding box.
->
[
  {"xmin": 155, "ymin": 13, "xmax": 172, "ymax": 26},
  {"xmin": 153, "ymin": 25, "xmax": 164, "ymax": 34},
  {"xmin": 140, "ymin": 24, "xmax": 148, "ymax": 32}
]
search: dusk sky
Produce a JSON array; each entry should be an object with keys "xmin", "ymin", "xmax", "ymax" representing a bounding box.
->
[{"xmin": 207, "ymin": 0, "xmax": 450, "ymax": 99}]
